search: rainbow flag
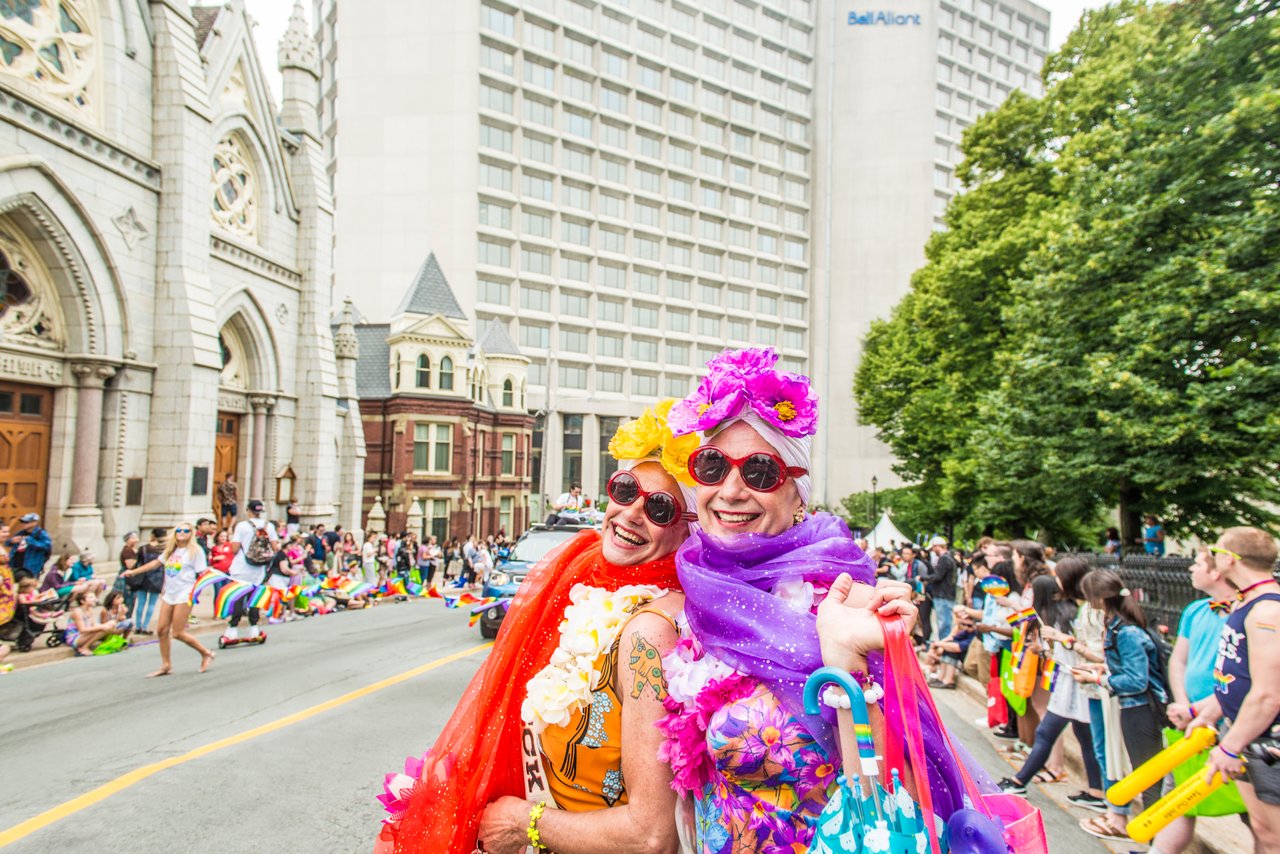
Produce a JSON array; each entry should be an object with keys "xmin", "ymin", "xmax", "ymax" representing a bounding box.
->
[
  {"xmin": 425, "ymin": 586, "xmax": 443, "ymax": 600},
  {"xmin": 214, "ymin": 580, "xmax": 254, "ymax": 619},
  {"xmin": 391, "ymin": 578, "xmax": 408, "ymax": 596},
  {"xmin": 456, "ymin": 592, "xmax": 484, "ymax": 606},
  {"xmin": 443, "ymin": 596, "xmax": 460, "ymax": 609},
  {"xmin": 321, "ymin": 576, "xmax": 344, "ymax": 590},
  {"xmin": 1041, "ymin": 659, "xmax": 1058, "ymax": 691},
  {"xmin": 248, "ymin": 586, "xmax": 278, "ymax": 612},
  {"xmin": 980, "ymin": 577, "xmax": 1011, "ymax": 597},
  {"xmin": 406, "ymin": 582, "xmax": 423, "ymax": 597},
  {"xmin": 1011, "ymin": 626, "xmax": 1024, "ymax": 655},
  {"xmin": 189, "ymin": 570, "xmax": 230, "ymax": 605},
  {"xmin": 347, "ymin": 582, "xmax": 375, "ymax": 599},
  {"xmin": 468, "ymin": 610, "xmax": 484, "ymax": 627},
  {"xmin": 1006, "ymin": 607, "xmax": 1037, "ymax": 626}
]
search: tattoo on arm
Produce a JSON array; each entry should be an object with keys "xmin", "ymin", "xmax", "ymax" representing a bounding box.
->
[{"xmin": 628, "ymin": 632, "xmax": 668, "ymax": 702}]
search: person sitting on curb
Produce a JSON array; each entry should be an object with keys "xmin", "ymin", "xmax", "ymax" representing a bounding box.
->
[
  {"xmin": 1188, "ymin": 527, "xmax": 1280, "ymax": 853},
  {"xmin": 923, "ymin": 608, "xmax": 976, "ymax": 689}
]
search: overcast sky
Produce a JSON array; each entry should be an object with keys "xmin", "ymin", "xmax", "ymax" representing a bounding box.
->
[{"xmin": 245, "ymin": 0, "xmax": 1110, "ymax": 104}]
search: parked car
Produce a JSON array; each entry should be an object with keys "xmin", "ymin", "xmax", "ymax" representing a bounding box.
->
[{"xmin": 477, "ymin": 524, "xmax": 592, "ymax": 638}]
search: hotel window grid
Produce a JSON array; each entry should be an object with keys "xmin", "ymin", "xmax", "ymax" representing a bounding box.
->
[{"xmin": 466, "ymin": 0, "xmax": 822, "ymax": 397}]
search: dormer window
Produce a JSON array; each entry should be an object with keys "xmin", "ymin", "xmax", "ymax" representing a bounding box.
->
[
  {"xmin": 439, "ymin": 356, "xmax": 454, "ymax": 390},
  {"xmin": 416, "ymin": 354, "xmax": 431, "ymax": 388},
  {"xmin": 502, "ymin": 378, "xmax": 514, "ymax": 407}
]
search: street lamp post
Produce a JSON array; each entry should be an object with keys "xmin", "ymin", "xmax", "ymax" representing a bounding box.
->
[{"xmin": 871, "ymin": 476, "xmax": 878, "ymax": 523}]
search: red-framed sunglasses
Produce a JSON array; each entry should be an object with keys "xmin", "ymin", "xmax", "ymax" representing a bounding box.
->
[
  {"xmin": 687, "ymin": 446, "xmax": 808, "ymax": 493},
  {"xmin": 607, "ymin": 470, "xmax": 695, "ymax": 528}
]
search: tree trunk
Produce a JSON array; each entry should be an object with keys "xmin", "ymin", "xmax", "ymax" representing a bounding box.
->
[{"xmin": 1118, "ymin": 483, "xmax": 1143, "ymax": 553}]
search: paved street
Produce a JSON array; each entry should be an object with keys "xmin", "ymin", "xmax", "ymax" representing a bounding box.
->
[
  {"xmin": 0, "ymin": 599, "xmax": 489, "ymax": 853},
  {"xmin": 1, "ymin": 599, "xmax": 1115, "ymax": 853}
]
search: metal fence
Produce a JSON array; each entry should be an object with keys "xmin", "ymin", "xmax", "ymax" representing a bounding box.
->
[{"xmin": 1078, "ymin": 553, "xmax": 1280, "ymax": 632}]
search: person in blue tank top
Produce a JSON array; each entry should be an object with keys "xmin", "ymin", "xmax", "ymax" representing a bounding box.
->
[{"xmin": 1188, "ymin": 526, "xmax": 1280, "ymax": 852}]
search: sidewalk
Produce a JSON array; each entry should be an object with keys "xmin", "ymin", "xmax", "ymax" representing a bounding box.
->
[
  {"xmin": 6, "ymin": 572, "xmax": 226, "ymax": 671},
  {"xmin": 946, "ymin": 668, "xmax": 1253, "ymax": 854}
]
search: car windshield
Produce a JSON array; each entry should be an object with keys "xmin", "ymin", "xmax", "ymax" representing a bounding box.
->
[{"xmin": 508, "ymin": 529, "xmax": 580, "ymax": 565}]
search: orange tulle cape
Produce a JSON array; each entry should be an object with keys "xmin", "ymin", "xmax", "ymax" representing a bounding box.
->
[{"xmin": 378, "ymin": 530, "xmax": 681, "ymax": 854}]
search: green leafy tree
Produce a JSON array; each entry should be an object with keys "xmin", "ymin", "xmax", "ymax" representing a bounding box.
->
[{"xmin": 853, "ymin": 0, "xmax": 1280, "ymax": 541}]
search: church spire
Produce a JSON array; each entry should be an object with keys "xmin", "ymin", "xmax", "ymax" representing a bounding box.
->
[{"xmin": 277, "ymin": 1, "xmax": 319, "ymax": 76}]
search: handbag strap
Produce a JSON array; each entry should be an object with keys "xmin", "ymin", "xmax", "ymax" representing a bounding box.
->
[{"xmin": 880, "ymin": 615, "xmax": 993, "ymax": 853}]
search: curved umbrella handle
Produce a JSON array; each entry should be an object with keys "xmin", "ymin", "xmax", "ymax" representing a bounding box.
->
[{"xmin": 804, "ymin": 666, "xmax": 879, "ymax": 778}]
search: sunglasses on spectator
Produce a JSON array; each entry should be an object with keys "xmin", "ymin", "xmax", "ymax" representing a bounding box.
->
[
  {"xmin": 687, "ymin": 446, "xmax": 808, "ymax": 493},
  {"xmin": 606, "ymin": 471, "xmax": 695, "ymax": 528},
  {"xmin": 174, "ymin": 527, "xmax": 192, "ymax": 534},
  {"xmin": 1208, "ymin": 545, "xmax": 1244, "ymax": 561}
]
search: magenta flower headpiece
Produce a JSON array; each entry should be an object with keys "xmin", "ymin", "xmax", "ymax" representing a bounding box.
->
[{"xmin": 668, "ymin": 347, "xmax": 818, "ymax": 438}]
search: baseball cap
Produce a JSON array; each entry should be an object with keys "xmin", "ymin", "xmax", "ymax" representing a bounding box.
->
[
  {"xmin": 928, "ymin": 535, "xmax": 948, "ymax": 548},
  {"xmin": 19, "ymin": 512, "xmax": 39, "ymax": 523},
  {"xmin": 247, "ymin": 499, "xmax": 265, "ymax": 513}
]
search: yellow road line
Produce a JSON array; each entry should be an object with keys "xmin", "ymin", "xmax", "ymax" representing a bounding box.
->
[{"xmin": 0, "ymin": 642, "xmax": 492, "ymax": 848}]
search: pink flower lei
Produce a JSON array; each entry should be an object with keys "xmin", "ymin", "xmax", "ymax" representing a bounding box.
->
[
  {"xmin": 655, "ymin": 639, "xmax": 755, "ymax": 796},
  {"xmin": 667, "ymin": 347, "xmax": 818, "ymax": 438}
]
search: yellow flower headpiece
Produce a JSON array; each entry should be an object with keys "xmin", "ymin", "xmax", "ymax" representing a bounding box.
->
[{"xmin": 608, "ymin": 399, "xmax": 698, "ymax": 488}]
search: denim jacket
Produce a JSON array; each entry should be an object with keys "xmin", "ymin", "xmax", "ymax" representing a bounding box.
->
[{"xmin": 1103, "ymin": 617, "xmax": 1168, "ymax": 709}]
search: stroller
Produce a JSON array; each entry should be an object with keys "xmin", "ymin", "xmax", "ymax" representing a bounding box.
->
[{"xmin": 0, "ymin": 568, "xmax": 70, "ymax": 652}]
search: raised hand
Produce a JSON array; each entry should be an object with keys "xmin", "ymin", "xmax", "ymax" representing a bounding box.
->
[{"xmin": 817, "ymin": 572, "xmax": 918, "ymax": 671}]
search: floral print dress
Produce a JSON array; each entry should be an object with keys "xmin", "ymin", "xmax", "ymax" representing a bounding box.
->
[{"xmin": 694, "ymin": 679, "xmax": 838, "ymax": 853}]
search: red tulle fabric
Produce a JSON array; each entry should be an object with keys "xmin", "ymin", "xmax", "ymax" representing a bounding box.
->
[{"xmin": 379, "ymin": 530, "xmax": 681, "ymax": 854}]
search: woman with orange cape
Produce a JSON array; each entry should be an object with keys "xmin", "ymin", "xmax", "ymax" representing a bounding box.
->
[{"xmin": 376, "ymin": 403, "xmax": 699, "ymax": 854}]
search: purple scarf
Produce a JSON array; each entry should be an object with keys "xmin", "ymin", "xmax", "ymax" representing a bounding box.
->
[
  {"xmin": 678, "ymin": 512, "xmax": 987, "ymax": 817},
  {"xmin": 678, "ymin": 513, "xmax": 874, "ymax": 758}
]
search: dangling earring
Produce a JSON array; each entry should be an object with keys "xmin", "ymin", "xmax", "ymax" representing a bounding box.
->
[{"xmin": 793, "ymin": 507, "xmax": 806, "ymax": 525}]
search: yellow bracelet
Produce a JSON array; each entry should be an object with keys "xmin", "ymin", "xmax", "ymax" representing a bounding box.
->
[{"xmin": 527, "ymin": 801, "xmax": 548, "ymax": 851}]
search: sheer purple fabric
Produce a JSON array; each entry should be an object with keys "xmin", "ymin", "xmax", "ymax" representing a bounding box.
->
[
  {"xmin": 677, "ymin": 513, "xmax": 874, "ymax": 758},
  {"xmin": 677, "ymin": 511, "xmax": 990, "ymax": 818}
]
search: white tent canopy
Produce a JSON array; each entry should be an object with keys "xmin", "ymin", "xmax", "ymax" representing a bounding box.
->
[{"xmin": 864, "ymin": 510, "xmax": 912, "ymax": 550}]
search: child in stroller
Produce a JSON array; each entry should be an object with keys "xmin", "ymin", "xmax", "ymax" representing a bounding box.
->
[{"xmin": 0, "ymin": 576, "xmax": 71, "ymax": 652}]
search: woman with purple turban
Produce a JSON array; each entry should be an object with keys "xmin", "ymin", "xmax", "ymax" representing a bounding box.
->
[{"xmin": 656, "ymin": 347, "xmax": 988, "ymax": 853}]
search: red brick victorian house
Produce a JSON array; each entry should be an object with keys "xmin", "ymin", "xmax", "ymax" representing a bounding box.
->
[{"xmin": 337, "ymin": 254, "xmax": 534, "ymax": 539}]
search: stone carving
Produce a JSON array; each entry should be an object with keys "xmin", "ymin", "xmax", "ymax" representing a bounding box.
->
[
  {"xmin": 211, "ymin": 134, "xmax": 258, "ymax": 240},
  {"xmin": 275, "ymin": 302, "xmax": 288, "ymax": 324},
  {"xmin": 112, "ymin": 206, "xmax": 148, "ymax": 249},
  {"xmin": 0, "ymin": 0, "xmax": 96, "ymax": 120},
  {"xmin": 0, "ymin": 226, "xmax": 63, "ymax": 351}
]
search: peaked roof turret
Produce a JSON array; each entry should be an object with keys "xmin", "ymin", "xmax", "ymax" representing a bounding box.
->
[
  {"xmin": 478, "ymin": 321, "xmax": 524, "ymax": 358},
  {"xmin": 396, "ymin": 253, "xmax": 467, "ymax": 320}
]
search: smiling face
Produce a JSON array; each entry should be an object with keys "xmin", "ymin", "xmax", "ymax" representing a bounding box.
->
[
  {"xmin": 600, "ymin": 461, "xmax": 689, "ymax": 566},
  {"xmin": 694, "ymin": 420, "xmax": 802, "ymax": 538}
]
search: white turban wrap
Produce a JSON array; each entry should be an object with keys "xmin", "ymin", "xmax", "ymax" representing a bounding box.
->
[{"xmin": 704, "ymin": 410, "xmax": 812, "ymax": 505}]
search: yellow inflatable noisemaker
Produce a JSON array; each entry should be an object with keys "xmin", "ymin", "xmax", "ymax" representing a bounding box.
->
[{"xmin": 1106, "ymin": 727, "xmax": 1228, "ymax": 843}]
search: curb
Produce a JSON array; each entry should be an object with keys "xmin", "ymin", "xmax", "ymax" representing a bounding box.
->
[{"xmin": 6, "ymin": 618, "xmax": 227, "ymax": 670}]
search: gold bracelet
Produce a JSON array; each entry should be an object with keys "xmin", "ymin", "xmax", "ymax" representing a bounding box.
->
[{"xmin": 526, "ymin": 801, "xmax": 548, "ymax": 851}]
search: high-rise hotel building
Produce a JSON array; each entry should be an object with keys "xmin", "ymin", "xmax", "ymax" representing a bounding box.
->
[{"xmin": 311, "ymin": 0, "xmax": 1050, "ymax": 513}]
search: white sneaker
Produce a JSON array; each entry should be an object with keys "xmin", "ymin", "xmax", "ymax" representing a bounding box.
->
[
  {"xmin": 247, "ymin": 626, "xmax": 261, "ymax": 638},
  {"xmin": 224, "ymin": 626, "xmax": 239, "ymax": 641}
]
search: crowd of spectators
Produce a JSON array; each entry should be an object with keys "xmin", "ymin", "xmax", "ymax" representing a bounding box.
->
[{"xmin": 893, "ymin": 528, "xmax": 1279, "ymax": 852}]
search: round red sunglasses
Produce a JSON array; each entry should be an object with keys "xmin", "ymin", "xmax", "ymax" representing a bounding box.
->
[
  {"xmin": 607, "ymin": 471, "xmax": 695, "ymax": 527},
  {"xmin": 687, "ymin": 446, "xmax": 808, "ymax": 493}
]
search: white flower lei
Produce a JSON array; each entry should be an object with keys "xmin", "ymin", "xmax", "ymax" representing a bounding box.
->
[{"xmin": 521, "ymin": 583, "xmax": 664, "ymax": 733}]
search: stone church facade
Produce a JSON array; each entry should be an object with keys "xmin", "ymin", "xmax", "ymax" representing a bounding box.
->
[
  {"xmin": 344, "ymin": 254, "xmax": 534, "ymax": 540},
  {"xmin": 0, "ymin": 0, "xmax": 364, "ymax": 557}
]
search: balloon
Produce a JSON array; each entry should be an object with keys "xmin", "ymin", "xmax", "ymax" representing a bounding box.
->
[
  {"xmin": 945, "ymin": 808, "xmax": 1009, "ymax": 854},
  {"xmin": 1108, "ymin": 726, "xmax": 1216, "ymax": 805}
]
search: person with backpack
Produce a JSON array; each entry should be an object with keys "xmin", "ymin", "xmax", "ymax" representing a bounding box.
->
[
  {"xmin": 129, "ymin": 528, "xmax": 167, "ymax": 635},
  {"xmin": 1072, "ymin": 569, "xmax": 1169, "ymax": 834},
  {"xmin": 1188, "ymin": 527, "xmax": 1280, "ymax": 853},
  {"xmin": 222, "ymin": 499, "xmax": 276, "ymax": 644}
]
